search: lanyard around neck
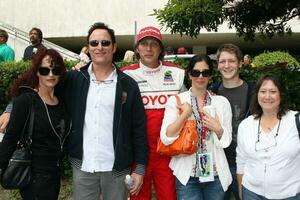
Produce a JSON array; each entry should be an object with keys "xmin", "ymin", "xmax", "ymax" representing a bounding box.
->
[
  {"xmin": 257, "ymin": 118, "xmax": 281, "ymax": 142},
  {"xmin": 191, "ymin": 92, "xmax": 210, "ymax": 146}
]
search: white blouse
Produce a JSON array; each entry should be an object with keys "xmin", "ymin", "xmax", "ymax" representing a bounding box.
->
[
  {"xmin": 160, "ymin": 89, "xmax": 233, "ymax": 191},
  {"xmin": 236, "ymin": 110, "xmax": 300, "ymax": 199}
]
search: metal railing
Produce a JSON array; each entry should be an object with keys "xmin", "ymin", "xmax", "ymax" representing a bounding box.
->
[{"xmin": 0, "ymin": 20, "xmax": 79, "ymax": 61}]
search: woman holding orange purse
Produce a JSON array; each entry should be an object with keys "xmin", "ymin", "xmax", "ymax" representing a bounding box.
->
[{"xmin": 160, "ymin": 54, "xmax": 233, "ymax": 200}]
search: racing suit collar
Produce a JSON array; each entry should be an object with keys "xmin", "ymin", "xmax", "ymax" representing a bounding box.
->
[{"xmin": 139, "ymin": 61, "xmax": 163, "ymax": 73}]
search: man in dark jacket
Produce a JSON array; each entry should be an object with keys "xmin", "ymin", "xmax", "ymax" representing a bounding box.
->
[
  {"xmin": 0, "ymin": 22, "xmax": 148, "ymax": 200},
  {"xmin": 63, "ymin": 22, "xmax": 148, "ymax": 200}
]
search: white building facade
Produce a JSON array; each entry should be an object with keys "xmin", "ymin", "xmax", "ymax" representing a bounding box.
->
[{"xmin": 1, "ymin": 0, "xmax": 299, "ymax": 60}]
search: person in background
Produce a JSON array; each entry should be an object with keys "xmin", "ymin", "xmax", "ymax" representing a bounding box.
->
[
  {"xmin": 165, "ymin": 46, "xmax": 175, "ymax": 55},
  {"xmin": 0, "ymin": 48, "xmax": 71, "ymax": 200},
  {"xmin": 210, "ymin": 43, "xmax": 253, "ymax": 200},
  {"xmin": 73, "ymin": 45, "xmax": 91, "ymax": 69},
  {"xmin": 23, "ymin": 27, "xmax": 46, "ymax": 61},
  {"xmin": 236, "ymin": 75, "xmax": 300, "ymax": 199},
  {"xmin": 160, "ymin": 54, "xmax": 232, "ymax": 200},
  {"xmin": 243, "ymin": 54, "xmax": 255, "ymax": 67},
  {"xmin": 243, "ymin": 54, "xmax": 252, "ymax": 65},
  {"xmin": 121, "ymin": 26, "xmax": 186, "ymax": 200},
  {"xmin": 0, "ymin": 29, "xmax": 15, "ymax": 62},
  {"xmin": 78, "ymin": 45, "xmax": 90, "ymax": 64},
  {"xmin": 123, "ymin": 50, "xmax": 135, "ymax": 62},
  {"xmin": 177, "ymin": 47, "xmax": 187, "ymax": 54}
]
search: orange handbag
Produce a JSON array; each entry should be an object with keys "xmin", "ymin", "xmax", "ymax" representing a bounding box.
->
[{"xmin": 157, "ymin": 95, "xmax": 199, "ymax": 156}]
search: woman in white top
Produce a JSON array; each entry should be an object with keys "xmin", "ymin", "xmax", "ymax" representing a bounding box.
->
[
  {"xmin": 78, "ymin": 46, "xmax": 90, "ymax": 64},
  {"xmin": 236, "ymin": 75, "xmax": 300, "ymax": 199},
  {"xmin": 160, "ymin": 54, "xmax": 232, "ymax": 200}
]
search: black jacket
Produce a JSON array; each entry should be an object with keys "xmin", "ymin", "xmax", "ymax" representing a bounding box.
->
[
  {"xmin": 0, "ymin": 87, "xmax": 71, "ymax": 172},
  {"xmin": 60, "ymin": 64, "xmax": 148, "ymax": 172}
]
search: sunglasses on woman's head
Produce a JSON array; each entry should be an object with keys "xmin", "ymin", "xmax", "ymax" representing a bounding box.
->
[
  {"xmin": 89, "ymin": 40, "xmax": 111, "ymax": 47},
  {"xmin": 38, "ymin": 67, "xmax": 61, "ymax": 76},
  {"xmin": 190, "ymin": 69, "xmax": 212, "ymax": 78}
]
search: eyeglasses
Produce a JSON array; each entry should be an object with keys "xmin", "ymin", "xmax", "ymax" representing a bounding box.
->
[
  {"xmin": 92, "ymin": 79, "xmax": 114, "ymax": 85},
  {"xmin": 89, "ymin": 40, "xmax": 111, "ymax": 47},
  {"xmin": 255, "ymin": 134, "xmax": 277, "ymax": 152},
  {"xmin": 38, "ymin": 67, "xmax": 61, "ymax": 76},
  {"xmin": 190, "ymin": 69, "xmax": 212, "ymax": 78},
  {"xmin": 255, "ymin": 118, "xmax": 281, "ymax": 152}
]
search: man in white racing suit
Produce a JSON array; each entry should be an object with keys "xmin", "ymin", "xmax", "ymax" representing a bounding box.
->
[{"xmin": 121, "ymin": 26, "xmax": 185, "ymax": 200}]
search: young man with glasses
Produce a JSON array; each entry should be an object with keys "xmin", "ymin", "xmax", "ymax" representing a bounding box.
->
[
  {"xmin": 210, "ymin": 44, "xmax": 253, "ymax": 200},
  {"xmin": 121, "ymin": 26, "xmax": 185, "ymax": 200},
  {"xmin": 0, "ymin": 22, "xmax": 148, "ymax": 200}
]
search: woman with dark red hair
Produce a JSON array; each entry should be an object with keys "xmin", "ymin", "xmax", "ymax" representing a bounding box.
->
[{"xmin": 0, "ymin": 49, "xmax": 71, "ymax": 200}]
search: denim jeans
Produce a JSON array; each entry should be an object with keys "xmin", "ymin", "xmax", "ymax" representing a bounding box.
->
[
  {"xmin": 224, "ymin": 166, "xmax": 240, "ymax": 200},
  {"xmin": 243, "ymin": 186, "xmax": 300, "ymax": 200},
  {"xmin": 176, "ymin": 176, "xmax": 224, "ymax": 200}
]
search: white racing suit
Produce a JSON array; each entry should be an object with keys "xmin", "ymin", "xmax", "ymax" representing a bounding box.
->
[{"xmin": 121, "ymin": 61, "xmax": 185, "ymax": 199}]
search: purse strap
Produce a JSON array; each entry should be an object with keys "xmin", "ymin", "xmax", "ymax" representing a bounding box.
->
[
  {"xmin": 174, "ymin": 95, "xmax": 183, "ymax": 115},
  {"xmin": 18, "ymin": 94, "xmax": 35, "ymax": 147}
]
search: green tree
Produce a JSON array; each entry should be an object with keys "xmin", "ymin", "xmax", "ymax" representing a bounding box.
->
[{"xmin": 153, "ymin": 0, "xmax": 300, "ymax": 41}]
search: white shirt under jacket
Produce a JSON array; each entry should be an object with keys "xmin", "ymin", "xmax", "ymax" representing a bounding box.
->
[
  {"xmin": 160, "ymin": 89, "xmax": 233, "ymax": 191},
  {"xmin": 81, "ymin": 65, "xmax": 117, "ymax": 172},
  {"xmin": 236, "ymin": 110, "xmax": 300, "ymax": 199}
]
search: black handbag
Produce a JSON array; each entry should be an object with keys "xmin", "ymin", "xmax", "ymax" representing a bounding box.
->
[{"xmin": 1, "ymin": 101, "xmax": 34, "ymax": 189}]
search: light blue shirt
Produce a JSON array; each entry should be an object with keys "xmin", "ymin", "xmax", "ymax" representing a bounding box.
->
[{"xmin": 81, "ymin": 63, "xmax": 118, "ymax": 172}]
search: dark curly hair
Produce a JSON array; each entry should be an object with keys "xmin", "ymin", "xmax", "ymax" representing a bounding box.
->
[
  {"xmin": 251, "ymin": 75, "xmax": 288, "ymax": 119},
  {"xmin": 10, "ymin": 48, "xmax": 66, "ymax": 97},
  {"xmin": 30, "ymin": 27, "xmax": 43, "ymax": 42}
]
